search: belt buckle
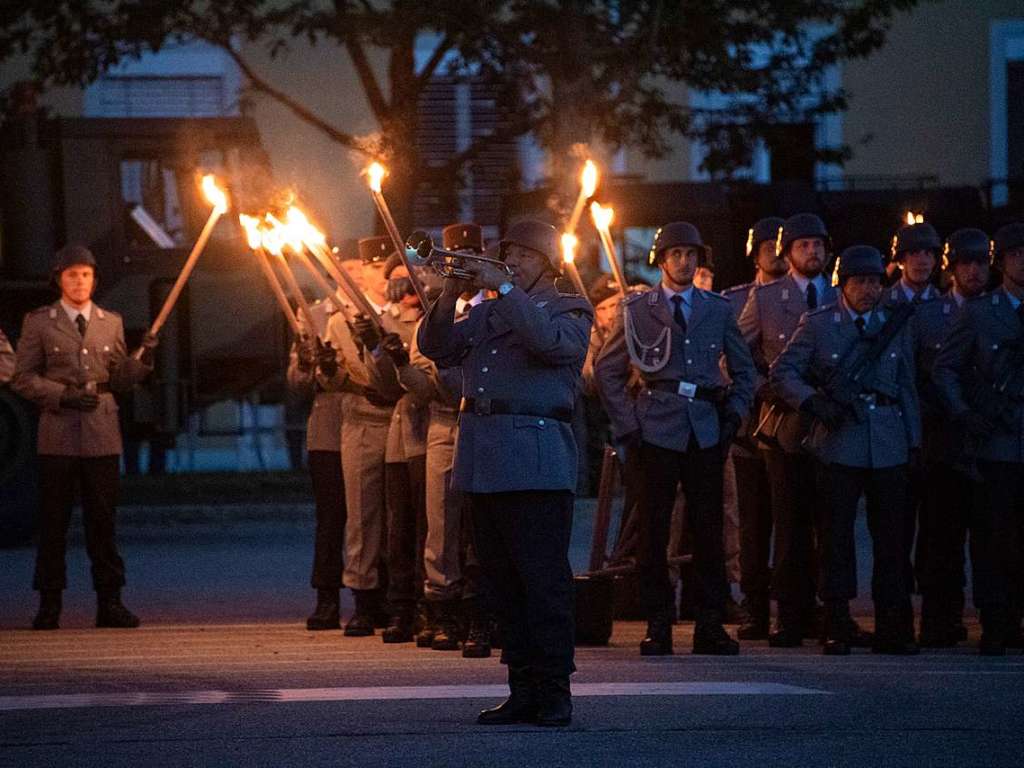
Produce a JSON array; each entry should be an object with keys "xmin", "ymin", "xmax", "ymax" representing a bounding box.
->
[
  {"xmin": 677, "ymin": 381, "xmax": 697, "ymax": 398},
  {"xmin": 473, "ymin": 397, "xmax": 492, "ymax": 416}
]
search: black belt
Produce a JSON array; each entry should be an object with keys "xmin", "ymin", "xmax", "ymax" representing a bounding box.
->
[
  {"xmin": 646, "ymin": 380, "xmax": 726, "ymax": 403},
  {"xmin": 460, "ymin": 397, "xmax": 572, "ymax": 423},
  {"xmin": 857, "ymin": 392, "xmax": 899, "ymax": 407}
]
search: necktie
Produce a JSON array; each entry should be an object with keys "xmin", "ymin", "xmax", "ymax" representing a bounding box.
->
[
  {"xmin": 75, "ymin": 314, "xmax": 87, "ymax": 337},
  {"xmin": 806, "ymin": 281, "xmax": 818, "ymax": 310},
  {"xmin": 671, "ymin": 295, "xmax": 687, "ymax": 333},
  {"xmin": 854, "ymin": 316, "xmax": 866, "ymax": 337}
]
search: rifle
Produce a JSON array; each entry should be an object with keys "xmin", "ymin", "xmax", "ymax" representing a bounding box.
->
[{"xmin": 588, "ymin": 445, "xmax": 619, "ymax": 572}]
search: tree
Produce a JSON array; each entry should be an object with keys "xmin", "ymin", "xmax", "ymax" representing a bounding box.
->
[{"xmin": 0, "ymin": 1, "xmax": 925, "ymax": 227}]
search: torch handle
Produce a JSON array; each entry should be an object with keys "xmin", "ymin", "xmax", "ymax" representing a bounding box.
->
[
  {"xmin": 290, "ymin": 249, "xmax": 355, "ymax": 323},
  {"xmin": 307, "ymin": 242, "xmax": 385, "ymax": 332},
  {"xmin": 562, "ymin": 260, "xmax": 591, "ymax": 305},
  {"xmin": 272, "ymin": 250, "xmax": 320, "ymax": 340},
  {"xmin": 254, "ymin": 248, "xmax": 302, "ymax": 336},
  {"xmin": 596, "ymin": 227, "xmax": 628, "ymax": 298},
  {"xmin": 371, "ymin": 190, "xmax": 429, "ymax": 307},
  {"xmin": 565, "ymin": 193, "xmax": 588, "ymax": 237}
]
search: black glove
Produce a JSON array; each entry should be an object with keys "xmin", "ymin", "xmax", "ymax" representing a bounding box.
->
[
  {"xmin": 801, "ymin": 393, "xmax": 847, "ymax": 430},
  {"xmin": 350, "ymin": 315, "xmax": 380, "ymax": 351},
  {"xmin": 296, "ymin": 335, "xmax": 317, "ymax": 372},
  {"xmin": 386, "ymin": 276, "xmax": 414, "ymax": 304},
  {"xmin": 316, "ymin": 340, "xmax": 340, "ymax": 378},
  {"xmin": 60, "ymin": 385, "xmax": 100, "ymax": 412},
  {"xmin": 718, "ymin": 408, "xmax": 742, "ymax": 451},
  {"xmin": 953, "ymin": 409, "xmax": 994, "ymax": 439},
  {"xmin": 131, "ymin": 332, "xmax": 159, "ymax": 366},
  {"xmin": 380, "ymin": 332, "xmax": 409, "ymax": 367}
]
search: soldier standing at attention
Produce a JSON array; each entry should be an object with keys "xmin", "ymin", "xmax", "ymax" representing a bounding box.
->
[
  {"xmin": 913, "ymin": 229, "xmax": 991, "ymax": 647},
  {"xmin": 0, "ymin": 328, "xmax": 14, "ymax": 383},
  {"xmin": 933, "ymin": 222, "xmax": 1024, "ymax": 656},
  {"xmin": 722, "ymin": 217, "xmax": 785, "ymax": 640},
  {"xmin": 13, "ymin": 244, "xmax": 155, "ymax": 630},
  {"xmin": 419, "ymin": 220, "xmax": 592, "ymax": 727},
  {"xmin": 596, "ymin": 222, "xmax": 755, "ymax": 657},
  {"xmin": 886, "ymin": 222, "xmax": 943, "ymax": 306},
  {"xmin": 771, "ymin": 246, "xmax": 921, "ymax": 656}
]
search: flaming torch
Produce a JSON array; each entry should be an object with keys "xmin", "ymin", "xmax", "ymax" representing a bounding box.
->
[
  {"xmin": 135, "ymin": 174, "xmax": 228, "ymax": 358},
  {"xmin": 566, "ymin": 159, "xmax": 599, "ymax": 236},
  {"xmin": 364, "ymin": 162, "xmax": 428, "ymax": 306},
  {"xmin": 560, "ymin": 233, "xmax": 591, "ymax": 304},
  {"xmin": 260, "ymin": 214, "xmax": 320, "ymax": 338},
  {"xmin": 240, "ymin": 214, "xmax": 302, "ymax": 336},
  {"xmin": 589, "ymin": 202, "xmax": 627, "ymax": 298},
  {"xmin": 905, "ymin": 211, "xmax": 924, "ymax": 225}
]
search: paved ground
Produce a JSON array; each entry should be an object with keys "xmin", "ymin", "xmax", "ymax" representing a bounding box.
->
[{"xmin": 1, "ymin": 503, "xmax": 1019, "ymax": 767}]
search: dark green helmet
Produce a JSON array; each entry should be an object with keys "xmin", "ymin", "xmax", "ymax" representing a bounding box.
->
[
  {"xmin": 891, "ymin": 222, "xmax": 942, "ymax": 261},
  {"xmin": 836, "ymin": 245, "xmax": 885, "ymax": 284},
  {"xmin": 647, "ymin": 221, "xmax": 711, "ymax": 267},
  {"xmin": 942, "ymin": 228, "xmax": 991, "ymax": 268}
]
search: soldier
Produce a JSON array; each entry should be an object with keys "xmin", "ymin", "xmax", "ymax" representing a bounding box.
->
[
  {"xmin": 914, "ymin": 229, "xmax": 991, "ymax": 647},
  {"xmin": 0, "ymin": 327, "xmax": 14, "ymax": 384},
  {"xmin": 286, "ymin": 299, "xmax": 349, "ymax": 631},
  {"xmin": 419, "ymin": 220, "xmax": 592, "ymax": 727},
  {"xmin": 12, "ymin": 244, "xmax": 155, "ymax": 630},
  {"xmin": 771, "ymin": 246, "xmax": 921, "ymax": 656},
  {"xmin": 596, "ymin": 221, "xmax": 755, "ymax": 657},
  {"xmin": 886, "ymin": 222, "xmax": 943, "ymax": 305},
  {"xmin": 723, "ymin": 217, "xmax": 785, "ymax": 639},
  {"xmin": 933, "ymin": 222, "xmax": 1024, "ymax": 656},
  {"xmin": 737, "ymin": 213, "xmax": 845, "ymax": 647}
]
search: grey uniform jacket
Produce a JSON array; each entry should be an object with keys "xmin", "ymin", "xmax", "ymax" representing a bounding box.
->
[
  {"xmin": 738, "ymin": 274, "xmax": 837, "ymax": 452},
  {"xmin": 770, "ymin": 298, "xmax": 921, "ymax": 469},
  {"xmin": 0, "ymin": 329, "xmax": 14, "ymax": 384},
  {"xmin": 378, "ymin": 305, "xmax": 429, "ymax": 462},
  {"xmin": 884, "ymin": 282, "xmax": 940, "ymax": 307},
  {"xmin": 12, "ymin": 302, "xmax": 151, "ymax": 456},
  {"xmin": 418, "ymin": 282, "xmax": 593, "ymax": 494},
  {"xmin": 912, "ymin": 293, "xmax": 963, "ymax": 463},
  {"xmin": 595, "ymin": 287, "xmax": 755, "ymax": 453},
  {"xmin": 932, "ymin": 287, "xmax": 1024, "ymax": 464}
]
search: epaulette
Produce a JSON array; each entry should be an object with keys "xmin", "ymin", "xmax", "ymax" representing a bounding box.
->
[
  {"xmin": 806, "ymin": 302, "xmax": 838, "ymax": 318},
  {"xmin": 696, "ymin": 288, "xmax": 728, "ymax": 302},
  {"xmin": 31, "ymin": 305, "xmax": 53, "ymax": 316},
  {"xmin": 625, "ymin": 290, "xmax": 649, "ymax": 305},
  {"xmin": 722, "ymin": 282, "xmax": 753, "ymax": 296},
  {"xmin": 753, "ymin": 276, "xmax": 786, "ymax": 293}
]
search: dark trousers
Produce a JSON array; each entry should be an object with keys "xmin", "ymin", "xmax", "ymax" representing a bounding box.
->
[
  {"xmin": 386, "ymin": 456, "xmax": 427, "ymax": 605},
  {"xmin": 34, "ymin": 455, "xmax": 124, "ymax": 592},
  {"xmin": 733, "ymin": 450, "xmax": 772, "ymax": 601},
  {"xmin": 914, "ymin": 460, "xmax": 973, "ymax": 601},
  {"xmin": 816, "ymin": 463, "xmax": 911, "ymax": 614},
  {"xmin": 763, "ymin": 449, "xmax": 819, "ymax": 622},
  {"xmin": 469, "ymin": 490, "xmax": 575, "ymax": 677},
  {"xmin": 309, "ymin": 450, "xmax": 347, "ymax": 590},
  {"xmin": 972, "ymin": 461, "xmax": 1024, "ymax": 619},
  {"xmin": 638, "ymin": 441, "xmax": 728, "ymax": 619}
]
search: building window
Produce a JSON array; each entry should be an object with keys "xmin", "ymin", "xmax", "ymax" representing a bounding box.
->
[{"xmin": 93, "ymin": 75, "xmax": 226, "ymax": 118}]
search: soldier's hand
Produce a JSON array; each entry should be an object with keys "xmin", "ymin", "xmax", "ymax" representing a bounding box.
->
[
  {"xmin": 316, "ymin": 340, "xmax": 340, "ymax": 379},
  {"xmin": 380, "ymin": 333, "xmax": 409, "ymax": 367},
  {"xmin": 350, "ymin": 315, "xmax": 380, "ymax": 351},
  {"xmin": 802, "ymin": 394, "xmax": 846, "ymax": 430},
  {"xmin": 60, "ymin": 385, "xmax": 100, "ymax": 412},
  {"xmin": 296, "ymin": 335, "xmax": 318, "ymax": 371},
  {"xmin": 718, "ymin": 408, "xmax": 742, "ymax": 450},
  {"xmin": 133, "ymin": 332, "xmax": 159, "ymax": 366},
  {"xmin": 953, "ymin": 409, "xmax": 993, "ymax": 439},
  {"xmin": 441, "ymin": 274, "xmax": 474, "ymax": 300},
  {"xmin": 469, "ymin": 261, "xmax": 511, "ymax": 291}
]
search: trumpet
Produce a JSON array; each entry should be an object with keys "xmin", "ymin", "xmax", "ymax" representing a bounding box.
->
[{"xmin": 405, "ymin": 231, "xmax": 514, "ymax": 281}]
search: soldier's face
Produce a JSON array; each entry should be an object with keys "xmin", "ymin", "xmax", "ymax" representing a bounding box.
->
[
  {"xmin": 901, "ymin": 249, "xmax": 937, "ymax": 286},
  {"xmin": 788, "ymin": 238, "xmax": 825, "ymax": 277},
  {"xmin": 362, "ymin": 261, "xmax": 388, "ymax": 298},
  {"xmin": 502, "ymin": 245, "xmax": 547, "ymax": 290},
  {"xmin": 1003, "ymin": 248, "xmax": 1024, "ymax": 288},
  {"xmin": 60, "ymin": 266, "xmax": 94, "ymax": 306},
  {"xmin": 951, "ymin": 258, "xmax": 989, "ymax": 298},
  {"xmin": 343, "ymin": 259, "xmax": 367, "ymax": 290},
  {"xmin": 660, "ymin": 247, "xmax": 698, "ymax": 288},
  {"xmin": 842, "ymin": 275, "xmax": 883, "ymax": 314},
  {"xmin": 756, "ymin": 240, "xmax": 787, "ymax": 277},
  {"xmin": 594, "ymin": 296, "xmax": 619, "ymax": 332}
]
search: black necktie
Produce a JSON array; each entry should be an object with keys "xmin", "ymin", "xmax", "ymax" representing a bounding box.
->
[
  {"xmin": 806, "ymin": 281, "xmax": 818, "ymax": 310},
  {"xmin": 671, "ymin": 295, "xmax": 687, "ymax": 333},
  {"xmin": 75, "ymin": 314, "xmax": 87, "ymax": 337},
  {"xmin": 854, "ymin": 316, "xmax": 866, "ymax": 337}
]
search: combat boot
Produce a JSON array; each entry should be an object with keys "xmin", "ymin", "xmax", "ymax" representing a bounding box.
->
[
  {"xmin": 344, "ymin": 589, "xmax": 378, "ymax": 637},
  {"xmin": 415, "ymin": 601, "xmax": 438, "ymax": 647},
  {"xmin": 736, "ymin": 592, "xmax": 769, "ymax": 640},
  {"xmin": 461, "ymin": 598, "xmax": 492, "ymax": 659},
  {"xmin": 477, "ymin": 666, "xmax": 536, "ymax": 725},
  {"xmin": 306, "ymin": 588, "xmax": 341, "ymax": 631},
  {"xmin": 534, "ymin": 675, "xmax": 572, "ymax": 727},
  {"xmin": 978, "ymin": 607, "xmax": 1007, "ymax": 657},
  {"xmin": 872, "ymin": 604, "xmax": 919, "ymax": 656},
  {"xmin": 431, "ymin": 600, "xmax": 462, "ymax": 651},
  {"xmin": 950, "ymin": 591, "xmax": 968, "ymax": 642},
  {"xmin": 32, "ymin": 590, "xmax": 61, "ymax": 631},
  {"xmin": 382, "ymin": 601, "xmax": 416, "ymax": 643},
  {"xmin": 96, "ymin": 590, "xmax": 140, "ymax": 629},
  {"xmin": 693, "ymin": 610, "xmax": 739, "ymax": 656},
  {"xmin": 768, "ymin": 602, "xmax": 804, "ymax": 648},
  {"xmin": 919, "ymin": 591, "xmax": 955, "ymax": 648},
  {"xmin": 639, "ymin": 610, "xmax": 673, "ymax": 656},
  {"xmin": 821, "ymin": 602, "xmax": 852, "ymax": 656}
]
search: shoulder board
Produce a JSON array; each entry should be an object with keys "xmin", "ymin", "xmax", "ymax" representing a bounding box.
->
[
  {"xmin": 806, "ymin": 304, "xmax": 836, "ymax": 318},
  {"xmin": 94, "ymin": 306, "xmax": 117, "ymax": 320},
  {"xmin": 32, "ymin": 305, "xmax": 55, "ymax": 316},
  {"xmin": 722, "ymin": 282, "xmax": 752, "ymax": 296},
  {"xmin": 696, "ymin": 288, "xmax": 728, "ymax": 302},
  {"xmin": 756, "ymin": 276, "xmax": 786, "ymax": 291},
  {"xmin": 625, "ymin": 290, "xmax": 649, "ymax": 305}
]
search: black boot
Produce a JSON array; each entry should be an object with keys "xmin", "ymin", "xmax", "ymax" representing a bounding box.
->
[
  {"xmin": 306, "ymin": 588, "xmax": 341, "ymax": 631},
  {"xmin": 534, "ymin": 675, "xmax": 572, "ymax": 727},
  {"xmin": 950, "ymin": 590, "xmax": 968, "ymax": 642},
  {"xmin": 477, "ymin": 666, "xmax": 536, "ymax": 725},
  {"xmin": 640, "ymin": 611, "xmax": 673, "ymax": 656},
  {"xmin": 821, "ymin": 602, "xmax": 852, "ymax": 656},
  {"xmin": 693, "ymin": 610, "xmax": 739, "ymax": 655},
  {"xmin": 979, "ymin": 607, "xmax": 1007, "ymax": 657},
  {"xmin": 723, "ymin": 595, "xmax": 748, "ymax": 625},
  {"xmin": 382, "ymin": 602, "xmax": 416, "ymax": 643},
  {"xmin": 96, "ymin": 590, "xmax": 140, "ymax": 629},
  {"xmin": 416, "ymin": 602, "xmax": 438, "ymax": 648},
  {"xmin": 737, "ymin": 593, "xmax": 769, "ymax": 640},
  {"xmin": 461, "ymin": 598, "xmax": 492, "ymax": 659},
  {"xmin": 32, "ymin": 590, "xmax": 61, "ymax": 631},
  {"xmin": 872, "ymin": 603, "xmax": 919, "ymax": 656},
  {"xmin": 919, "ymin": 592, "xmax": 955, "ymax": 648},
  {"xmin": 431, "ymin": 600, "xmax": 463, "ymax": 651},
  {"xmin": 768, "ymin": 603, "xmax": 804, "ymax": 648},
  {"xmin": 344, "ymin": 589, "xmax": 378, "ymax": 637}
]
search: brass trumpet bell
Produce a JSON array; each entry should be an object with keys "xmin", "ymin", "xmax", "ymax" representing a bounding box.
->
[{"xmin": 405, "ymin": 231, "xmax": 514, "ymax": 281}]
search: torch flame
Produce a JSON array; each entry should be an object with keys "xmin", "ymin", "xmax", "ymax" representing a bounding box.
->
[
  {"xmin": 905, "ymin": 211, "xmax": 924, "ymax": 225},
  {"xmin": 367, "ymin": 162, "xmax": 386, "ymax": 193},
  {"xmin": 239, "ymin": 214, "xmax": 263, "ymax": 250},
  {"xmin": 286, "ymin": 206, "xmax": 328, "ymax": 248},
  {"xmin": 201, "ymin": 174, "xmax": 229, "ymax": 214},
  {"xmin": 581, "ymin": 160, "xmax": 599, "ymax": 198},
  {"xmin": 590, "ymin": 202, "xmax": 614, "ymax": 231},
  {"xmin": 561, "ymin": 233, "xmax": 579, "ymax": 264}
]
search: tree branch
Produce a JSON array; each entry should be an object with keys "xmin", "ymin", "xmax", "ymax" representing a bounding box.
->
[
  {"xmin": 344, "ymin": 36, "xmax": 391, "ymax": 122},
  {"xmin": 414, "ymin": 35, "xmax": 453, "ymax": 88}
]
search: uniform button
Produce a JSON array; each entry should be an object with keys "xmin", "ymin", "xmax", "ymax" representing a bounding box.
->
[
  {"xmin": 481, "ymin": 366, "xmax": 489, "ymax": 373},
  {"xmin": 869, "ymin": 404, "xmax": 876, "ymax": 411},
  {"xmin": 684, "ymin": 339, "xmax": 690, "ymax": 345},
  {"xmin": 778, "ymin": 333, "xmax": 786, "ymax": 339},
  {"xmin": 687, "ymin": 359, "xmax": 693, "ymax": 364},
  {"xmin": 82, "ymin": 349, "xmax": 88, "ymax": 355},
  {"xmin": 477, "ymin": 387, "xmax": 485, "ymax": 393},
  {"xmin": 654, "ymin": 347, "xmax": 660, "ymax": 353},
  {"xmin": 538, "ymin": 419, "xmax": 545, "ymax": 426},
  {"xmin": 491, "ymin": 349, "xmax": 497, "ymax": 355}
]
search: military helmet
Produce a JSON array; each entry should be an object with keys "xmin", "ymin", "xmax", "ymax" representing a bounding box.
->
[
  {"xmin": 746, "ymin": 216, "xmax": 785, "ymax": 258},
  {"xmin": 993, "ymin": 222, "xmax": 1024, "ymax": 263},
  {"xmin": 588, "ymin": 273, "xmax": 620, "ymax": 306},
  {"xmin": 779, "ymin": 213, "xmax": 829, "ymax": 256},
  {"xmin": 942, "ymin": 228, "xmax": 992, "ymax": 269},
  {"xmin": 647, "ymin": 221, "xmax": 711, "ymax": 267},
  {"xmin": 891, "ymin": 222, "xmax": 942, "ymax": 261},
  {"xmin": 499, "ymin": 220, "xmax": 560, "ymax": 270},
  {"xmin": 442, "ymin": 222, "xmax": 483, "ymax": 253},
  {"xmin": 50, "ymin": 243, "xmax": 98, "ymax": 291},
  {"xmin": 358, "ymin": 236, "xmax": 392, "ymax": 264},
  {"xmin": 836, "ymin": 245, "xmax": 885, "ymax": 284}
]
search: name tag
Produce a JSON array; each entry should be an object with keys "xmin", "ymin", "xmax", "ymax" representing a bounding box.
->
[{"xmin": 677, "ymin": 381, "xmax": 697, "ymax": 398}]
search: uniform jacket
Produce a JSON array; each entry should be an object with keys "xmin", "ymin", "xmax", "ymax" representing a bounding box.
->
[
  {"xmin": 378, "ymin": 304, "xmax": 429, "ymax": 462},
  {"xmin": 12, "ymin": 301, "xmax": 151, "ymax": 456},
  {"xmin": 284, "ymin": 299, "xmax": 346, "ymax": 453},
  {"xmin": 722, "ymin": 282, "xmax": 754, "ymax": 321},
  {"xmin": 884, "ymin": 281, "xmax": 940, "ymax": 307},
  {"xmin": 0, "ymin": 328, "xmax": 14, "ymax": 384},
  {"xmin": 721, "ymin": 281, "xmax": 757, "ymax": 452},
  {"xmin": 770, "ymin": 297, "xmax": 921, "ymax": 469},
  {"xmin": 418, "ymin": 281, "xmax": 593, "ymax": 493},
  {"xmin": 595, "ymin": 286, "xmax": 755, "ymax": 453},
  {"xmin": 932, "ymin": 287, "xmax": 1024, "ymax": 464},
  {"xmin": 912, "ymin": 292, "xmax": 964, "ymax": 463},
  {"xmin": 738, "ymin": 273, "xmax": 837, "ymax": 452}
]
